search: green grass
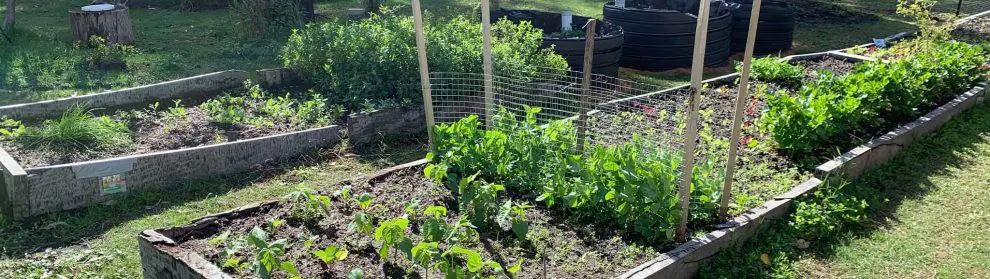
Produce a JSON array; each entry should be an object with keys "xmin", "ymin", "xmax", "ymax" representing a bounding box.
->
[
  {"xmin": 0, "ymin": 0, "xmax": 958, "ymax": 106},
  {"xmin": 15, "ymin": 105, "xmax": 132, "ymax": 150},
  {"xmin": 701, "ymin": 101, "xmax": 990, "ymax": 278},
  {"xmin": 0, "ymin": 142, "xmax": 426, "ymax": 278}
]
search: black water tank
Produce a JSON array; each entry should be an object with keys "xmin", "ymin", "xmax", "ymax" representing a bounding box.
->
[
  {"xmin": 728, "ymin": 0, "xmax": 795, "ymax": 53},
  {"xmin": 492, "ymin": 9, "xmax": 625, "ymax": 77},
  {"xmin": 604, "ymin": 0, "xmax": 733, "ymax": 71}
]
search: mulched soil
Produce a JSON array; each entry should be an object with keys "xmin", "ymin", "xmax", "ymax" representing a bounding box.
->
[
  {"xmin": 1, "ymin": 106, "xmax": 329, "ymax": 168},
  {"xmin": 953, "ymin": 15, "xmax": 990, "ymax": 44},
  {"xmin": 796, "ymin": 56, "xmax": 858, "ymax": 83},
  {"xmin": 174, "ymin": 165, "xmax": 665, "ymax": 279}
]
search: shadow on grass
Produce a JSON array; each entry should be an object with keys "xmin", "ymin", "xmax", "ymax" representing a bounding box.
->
[
  {"xmin": 0, "ymin": 142, "xmax": 427, "ymax": 259},
  {"xmin": 699, "ymin": 101, "xmax": 990, "ymax": 277}
]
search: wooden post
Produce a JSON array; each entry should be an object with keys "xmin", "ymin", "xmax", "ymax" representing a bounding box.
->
[
  {"xmin": 576, "ymin": 19, "xmax": 596, "ymax": 154},
  {"xmin": 412, "ymin": 0, "xmax": 435, "ymax": 147},
  {"xmin": 482, "ymin": 0, "xmax": 495, "ymax": 129},
  {"xmin": 676, "ymin": 0, "xmax": 712, "ymax": 243},
  {"xmin": 719, "ymin": 0, "xmax": 761, "ymax": 219}
]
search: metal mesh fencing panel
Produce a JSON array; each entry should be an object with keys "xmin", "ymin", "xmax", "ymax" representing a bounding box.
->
[
  {"xmin": 936, "ymin": 0, "xmax": 990, "ymax": 16},
  {"xmin": 429, "ymin": 66, "xmax": 744, "ymax": 199}
]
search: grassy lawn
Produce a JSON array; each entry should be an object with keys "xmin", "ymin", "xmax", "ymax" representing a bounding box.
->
[
  {"xmin": 701, "ymin": 101, "xmax": 990, "ymax": 278},
  {"xmin": 0, "ymin": 0, "xmax": 946, "ymax": 105}
]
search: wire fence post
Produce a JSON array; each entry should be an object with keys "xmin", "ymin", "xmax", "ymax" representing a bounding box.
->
[
  {"xmin": 412, "ymin": 0, "xmax": 435, "ymax": 148},
  {"xmin": 719, "ymin": 0, "xmax": 762, "ymax": 219},
  {"xmin": 676, "ymin": 0, "xmax": 712, "ymax": 243},
  {"xmin": 481, "ymin": 0, "xmax": 495, "ymax": 129},
  {"xmin": 576, "ymin": 19, "xmax": 596, "ymax": 155}
]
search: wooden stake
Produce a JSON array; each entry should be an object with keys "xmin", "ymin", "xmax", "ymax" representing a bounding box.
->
[
  {"xmin": 412, "ymin": 0, "xmax": 435, "ymax": 147},
  {"xmin": 676, "ymin": 0, "xmax": 712, "ymax": 243},
  {"xmin": 576, "ymin": 19, "xmax": 597, "ymax": 154},
  {"xmin": 482, "ymin": 0, "xmax": 495, "ymax": 129},
  {"xmin": 719, "ymin": 0, "xmax": 762, "ymax": 219}
]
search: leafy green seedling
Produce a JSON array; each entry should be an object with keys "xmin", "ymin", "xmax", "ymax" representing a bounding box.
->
[
  {"xmin": 374, "ymin": 217, "xmax": 410, "ymax": 258},
  {"xmin": 245, "ymin": 226, "xmax": 299, "ymax": 279},
  {"xmin": 312, "ymin": 245, "xmax": 348, "ymax": 265}
]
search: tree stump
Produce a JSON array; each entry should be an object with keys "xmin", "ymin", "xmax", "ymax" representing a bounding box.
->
[{"xmin": 69, "ymin": 6, "xmax": 134, "ymax": 44}]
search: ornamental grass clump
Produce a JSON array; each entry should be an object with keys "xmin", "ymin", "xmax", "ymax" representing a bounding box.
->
[{"xmin": 18, "ymin": 105, "xmax": 132, "ymax": 150}]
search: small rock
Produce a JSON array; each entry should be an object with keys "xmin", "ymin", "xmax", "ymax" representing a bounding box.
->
[{"xmin": 796, "ymin": 238, "xmax": 811, "ymax": 249}]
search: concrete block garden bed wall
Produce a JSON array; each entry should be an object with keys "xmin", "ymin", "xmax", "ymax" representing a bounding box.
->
[{"xmin": 0, "ymin": 71, "xmax": 427, "ymax": 220}]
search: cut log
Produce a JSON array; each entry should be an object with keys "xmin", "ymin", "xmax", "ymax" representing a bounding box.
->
[{"xmin": 69, "ymin": 5, "xmax": 134, "ymax": 44}]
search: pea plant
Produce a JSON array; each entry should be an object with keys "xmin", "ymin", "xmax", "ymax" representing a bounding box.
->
[{"xmin": 428, "ymin": 106, "xmax": 723, "ymax": 243}]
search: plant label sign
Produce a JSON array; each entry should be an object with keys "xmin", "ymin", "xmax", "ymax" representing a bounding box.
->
[{"xmin": 100, "ymin": 174, "xmax": 127, "ymax": 196}]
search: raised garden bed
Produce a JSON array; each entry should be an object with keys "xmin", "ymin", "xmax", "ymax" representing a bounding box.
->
[
  {"xmin": 952, "ymin": 10, "xmax": 990, "ymax": 44},
  {"xmin": 140, "ymin": 161, "xmax": 671, "ymax": 278},
  {"xmin": 139, "ymin": 70, "xmax": 988, "ymax": 278},
  {"xmin": 491, "ymin": 9, "xmax": 624, "ymax": 77},
  {"xmin": 137, "ymin": 52, "xmax": 923, "ymax": 279},
  {"xmin": 0, "ymin": 71, "xmax": 427, "ymax": 220}
]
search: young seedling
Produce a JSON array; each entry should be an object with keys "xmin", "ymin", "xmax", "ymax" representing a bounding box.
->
[
  {"xmin": 496, "ymin": 201, "xmax": 532, "ymax": 240},
  {"xmin": 245, "ymin": 226, "xmax": 300, "ymax": 279},
  {"xmin": 207, "ymin": 230, "xmax": 249, "ymax": 272},
  {"xmin": 312, "ymin": 244, "xmax": 348, "ymax": 265},
  {"xmin": 283, "ymin": 185, "xmax": 332, "ymax": 222},
  {"xmin": 373, "ymin": 217, "xmax": 410, "ymax": 258}
]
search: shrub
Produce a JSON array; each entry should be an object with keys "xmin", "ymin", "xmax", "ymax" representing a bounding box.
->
[
  {"xmin": 281, "ymin": 8, "xmax": 568, "ymax": 111},
  {"xmin": 80, "ymin": 35, "xmax": 135, "ymax": 70},
  {"xmin": 18, "ymin": 105, "xmax": 132, "ymax": 150},
  {"xmin": 426, "ymin": 106, "xmax": 722, "ymax": 242},
  {"xmin": 739, "ymin": 57, "xmax": 804, "ymax": 88},
  {"xmin": 230, "ymin": 0, "xmax": 304, "ymax": 38},
  {"xmin": 761, "ymin": 41, "xmax": 989, "ymax": 153}
]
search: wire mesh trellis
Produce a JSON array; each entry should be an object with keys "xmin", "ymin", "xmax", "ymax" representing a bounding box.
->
[
  {"xmin": 429, "ymin": 64, "xmax": 747, "ymax": 201},
  {"xmin": 430, "ymin": 67, "xmax": 703, "ymax": 152}
]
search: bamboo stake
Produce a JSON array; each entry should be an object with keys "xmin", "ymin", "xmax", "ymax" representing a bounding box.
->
[
  {"xmin": 412, "ymin": 0, "xmax": 435, "ymax": 147},
  {"xmin": 719, "ymin": 0, "xmax": 762, "ymax": 219},
  {"xmin": 576, "ymin": 19, "xmax": 597, "ymax": 154},
  {"xmin": 482, "ymin": 0, "xmax": 495, "ymax": 128},
  {"xmin": 676, "ymin": 0, "xmax": 712, "ymax": 243}
]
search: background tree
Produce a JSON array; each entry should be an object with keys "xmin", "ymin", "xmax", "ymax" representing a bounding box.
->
[{"xmin": 3, "ymin": 0, "xmax": 13, "ymax": 31}]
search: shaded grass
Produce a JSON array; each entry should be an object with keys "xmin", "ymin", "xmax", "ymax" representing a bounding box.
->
[
  {"xmin": 701, "ymin": 101, "xmax": 990, "ymax": 278},
  {"xmin": 0, "ymin": 142, "xmax": 427, "ymax": 278}
]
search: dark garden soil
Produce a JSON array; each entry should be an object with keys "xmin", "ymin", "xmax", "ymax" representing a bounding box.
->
[
  {"xmin": 796, "ymin": 56, "xmax": 857, "ymax": 83},
  {"xmin": 173, "ymin": 165, "xmax": 665, "ymax": 279},
  {"xmin": 953, "ymin": 15, "xmax": 990, "ymax": 44},
  {"xmin": 1, "ymin": 106, "xmax": 334, "ymax": 168}
]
